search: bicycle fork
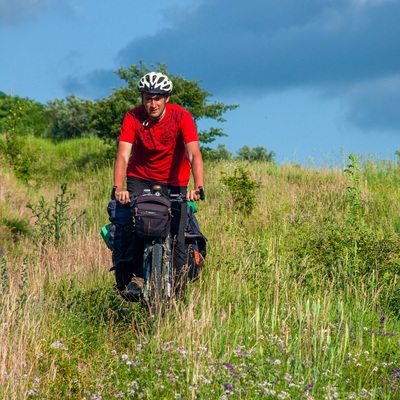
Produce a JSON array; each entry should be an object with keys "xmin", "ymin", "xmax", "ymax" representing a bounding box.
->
[{"xmin": 142, "ymin": 236, "xmax": 173, "ymax": 301}]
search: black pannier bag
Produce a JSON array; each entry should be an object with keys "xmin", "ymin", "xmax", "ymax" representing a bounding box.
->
[
  {"xmin": 185, "ymin": 203, "xmax": 207, "ymax": 281},
  {"xmin": 134, "ymin": 194, "xmax": 172, "ymax": 238}
]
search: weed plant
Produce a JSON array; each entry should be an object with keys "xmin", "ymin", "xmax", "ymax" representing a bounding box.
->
[{"xmin": 0, "ymin": 139, "xmax": 399, "ymax": 399}]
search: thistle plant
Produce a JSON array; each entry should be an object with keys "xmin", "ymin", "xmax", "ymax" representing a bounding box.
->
[
  {"xmin": 27, "ymin": 183, "xmax": 78, "ymax": 247},
  {"xmin": 344, "ymin": 153, "xmax": 363, "ymax": 222}
]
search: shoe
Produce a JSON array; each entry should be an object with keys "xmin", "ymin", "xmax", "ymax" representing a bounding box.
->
[
  {"xmin": 126, "ymin": 278, "xmax": 143, "ymax": 296},
  {"xmin": 113, "ymin": 277, "xmax": 143, "ymax": 302}
]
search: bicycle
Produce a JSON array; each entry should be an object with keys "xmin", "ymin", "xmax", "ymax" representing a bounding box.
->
[
  {"xmin": 103, "ymin": 185, "xmax": 205, "ymax": 317},
  {"xmin": 132, "ymin": 185, "xmax": 204, "ymax": 317}
]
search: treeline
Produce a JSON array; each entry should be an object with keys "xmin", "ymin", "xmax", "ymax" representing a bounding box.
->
[{"xmin": 0, "ymin": 61, "xmax": 275, "ymax": 164}]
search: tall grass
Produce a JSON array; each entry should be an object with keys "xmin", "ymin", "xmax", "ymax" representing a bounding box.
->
[{"xmin": 0, "ymin": 139, "xmax": 399, "ymax": 399}]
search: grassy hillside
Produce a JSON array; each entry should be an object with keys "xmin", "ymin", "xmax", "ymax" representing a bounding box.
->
[{"xmin": 0, "ymin": 138, "xmax": 399, "ymax": 399}]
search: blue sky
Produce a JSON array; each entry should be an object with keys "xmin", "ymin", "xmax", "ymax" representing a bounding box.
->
[{"xmin": 1, "ymin": 0, "xmax": 399, "ymax": 165}]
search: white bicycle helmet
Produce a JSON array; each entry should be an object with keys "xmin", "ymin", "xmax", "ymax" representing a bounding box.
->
[{"xmin": 137, "ymin": 72, "xmax": 173, "ymax": 94}]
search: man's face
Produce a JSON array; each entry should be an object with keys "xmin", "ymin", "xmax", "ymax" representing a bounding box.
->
[{"xmin": 142, "ymin": 92, "xmax": 170, "ymax": 120}]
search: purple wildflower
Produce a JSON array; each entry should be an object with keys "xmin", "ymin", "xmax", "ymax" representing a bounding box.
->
[
  {"xmin": 304, "ymin": 382, "xmax": 315, "ymax": 392},
  {"xmin": 223, "ymin": 382, "xmax": 233, "ymax": 392},
  {"xmin": 391, "ymin": 368, "xmax": 400, "ymax": 379},
  {"xmin": 223, "ymin": 362, "xmax": 239, "ymax": 380}
]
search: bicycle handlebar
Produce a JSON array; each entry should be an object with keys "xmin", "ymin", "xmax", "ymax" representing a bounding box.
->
[
  {"xmin": 165, "ymin": 187, "xmax": 205, "ymax": 202},
  {"xmin": 111, "ymin": 185, "xmax": 205, "ymax": 203}
]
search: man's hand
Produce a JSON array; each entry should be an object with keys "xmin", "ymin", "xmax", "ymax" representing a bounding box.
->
[
  {"xmin": 186, "ymin": 186, "xmax": 205, "ymax": 202},
  {"xmin": 114, "ymin": 188, "xmax": 130, "ymax": 204}
]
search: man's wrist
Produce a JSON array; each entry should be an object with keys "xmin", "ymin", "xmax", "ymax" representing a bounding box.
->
[{"xmin": 113, "ymin": 185, "xmax": 125, "ymax": 192}]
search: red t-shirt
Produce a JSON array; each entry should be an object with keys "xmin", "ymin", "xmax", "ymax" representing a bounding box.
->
[{"xmin": 119, "ymin": 103, "xmax": 199, "ymax": 186}]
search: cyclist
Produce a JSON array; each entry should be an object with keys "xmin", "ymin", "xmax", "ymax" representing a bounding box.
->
[{"xmin": 108, "ymin": 71, "xmax": 204, "ymax": 301}]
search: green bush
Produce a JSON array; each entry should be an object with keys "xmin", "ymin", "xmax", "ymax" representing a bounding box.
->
[
  {"xmin": 221, "ymin": 166, "xmax": 261, "ymax": 214},
  {"xmin": 0, "ymin": 99, "xmax": 40, "ymax": 183}
]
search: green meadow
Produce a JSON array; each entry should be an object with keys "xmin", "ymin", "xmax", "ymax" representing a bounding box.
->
[{"xmin": 0, "ymin": 137, "xmax": 399, "ymax": 399}]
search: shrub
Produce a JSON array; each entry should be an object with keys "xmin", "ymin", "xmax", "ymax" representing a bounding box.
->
[
  {"xmin": 221, "ymin": 166, "xmax": 261, "ymax": 214},
  {"xmin": 0, "ymin": 99, "xmax": 39, "ymax": 183}
]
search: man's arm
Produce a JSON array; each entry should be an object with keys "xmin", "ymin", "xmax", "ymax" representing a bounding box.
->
[
  {"xmin": 113, "ymin": 141, "xmax": 132, "ymax": 204},
  {"xmin": 186, "ymin": 141, "xmax": 204, "ymax": 201}
]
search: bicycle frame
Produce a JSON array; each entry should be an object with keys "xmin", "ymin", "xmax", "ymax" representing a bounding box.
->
[
  {"xmin": 134, "ymin": 186, "xmax": 185, "ymax": 315},
  {"xmin": 142, "ymin": 235, "xmax": 172, "ymax": 302}
]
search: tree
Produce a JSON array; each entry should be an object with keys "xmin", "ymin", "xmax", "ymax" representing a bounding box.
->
[
  {"xmin": 91, "ymin": 91, "xmax": 133, "ymax": 145},
  {"xmin": 0, "ymin": 99, "xmax": 40, "ymax": 182},
  {"xmin": 0, "ymin": 94, "xmax": 48, "ymax": 137},
  {"xmin": 205, "ymin": 144, "xmax": 233, "ymax": 162},
  {"xmin": 45, "ymin": 94, "xmax": 96, "ymax": 140},
  {"xmin": 92, "ymin": 61, "xmax": 239, "ymax": 150},
  {"xmin": 237, "ymin": 145, "xmax": 275, "ymax": 162}
]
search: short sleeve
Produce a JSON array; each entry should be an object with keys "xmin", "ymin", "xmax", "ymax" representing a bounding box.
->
[
  {"xmin": 180, "ymin": 111, "xmax": 199, "ymax": 144},
  {"xmin": 119, "ymin": 112, "xmax": 137, "ymax": 143}
]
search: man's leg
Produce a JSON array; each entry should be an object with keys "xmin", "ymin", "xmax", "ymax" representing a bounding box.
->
[
  {"xmin": 107, "ymin": 200, "xmax": 134, "ymax": 282},
  {"xmin": 126, "ymin": 178, "xmax": 154, "ymax": 281}
]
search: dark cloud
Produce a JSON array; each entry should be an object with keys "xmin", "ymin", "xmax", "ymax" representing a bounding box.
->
[
  {"xmin": 62, "ymin": 69, "xmax": 124, "ymax": 100},
  {"xmin": 112, "ymin": 0, "xmax": 400, "ymax": 131},
  {"xmin": 117, "ymin": 0, "xmax": 400, "ymax": 90},
  {"xmin": 345, "ymin": 75, "xmax": 400, "ymax": 132},
  {"xmin": 62, "ymin": 0, "xmax": 400, "ymax": 132}
]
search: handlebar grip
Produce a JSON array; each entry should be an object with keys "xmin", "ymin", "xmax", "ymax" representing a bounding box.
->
[
  {"xmin": 198, "ymin": 186, "xmax": 205, "ymax": 201},
  {"xmin": 111, "ymin": 186, "xmax": 117, "ymax": 200}
]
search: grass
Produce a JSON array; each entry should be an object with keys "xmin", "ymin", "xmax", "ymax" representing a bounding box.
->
[{"xmin": 0, "ymin": 138, "xmax": 399, "ymax": 399}]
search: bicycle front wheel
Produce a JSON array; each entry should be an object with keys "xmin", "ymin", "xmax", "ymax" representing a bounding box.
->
[{"xmin": 148, "ymin": 243, "xmax": 163, "ymax": 316}]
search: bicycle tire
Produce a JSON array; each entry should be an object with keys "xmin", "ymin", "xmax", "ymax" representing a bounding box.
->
[{"xmin": 148, "ymin": 243, "xmax": 163, "ymax": 316}]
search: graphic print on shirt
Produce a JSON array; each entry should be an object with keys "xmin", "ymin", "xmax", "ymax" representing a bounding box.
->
[{"xmin": 135, "ymin": 107, "xmax": 186, "ymax": 151}]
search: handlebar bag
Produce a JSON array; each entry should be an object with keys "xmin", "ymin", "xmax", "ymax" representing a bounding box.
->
[{"xmin": 134, "ymin": 194, "xmax": 172, "ymax": 238}]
